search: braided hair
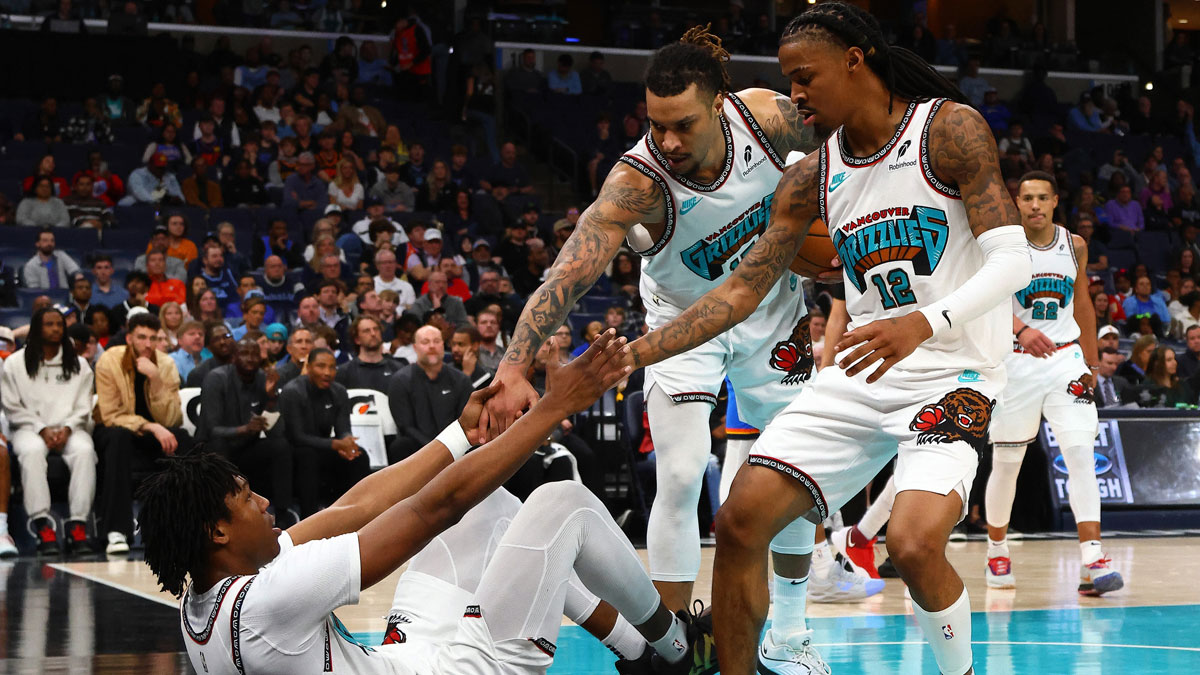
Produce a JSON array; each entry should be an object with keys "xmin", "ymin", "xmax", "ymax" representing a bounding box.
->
[
  {"xmin": 137, "ymin": 453, "xmax": 243, "ymax": 596},
  {"xmin": 781, "ymin": 2, "xmax": 967, "ymax": 113},
  {"xmin": 644, "ymin": 24, "xmax": 732, "ymax": 98}
]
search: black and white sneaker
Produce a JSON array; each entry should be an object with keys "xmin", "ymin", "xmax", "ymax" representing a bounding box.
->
[{"xmin": 652, "ymin": 601, "xmax": 718, "ymax": 675}]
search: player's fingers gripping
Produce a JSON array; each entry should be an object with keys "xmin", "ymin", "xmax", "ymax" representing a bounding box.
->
[{"xmin": 842, "ymin": 341, "xmax": 887, "ymax": 377}]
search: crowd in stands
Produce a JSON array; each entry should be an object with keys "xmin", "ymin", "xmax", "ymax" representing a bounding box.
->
[{"xmin": 0, "ymin": 7, "xmax": 1198, "ymax": 560}]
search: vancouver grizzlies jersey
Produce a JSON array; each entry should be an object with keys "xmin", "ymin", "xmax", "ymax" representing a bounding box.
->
[
  {"xmin": 619, "ymin": 92, "xmax": 796, "ymax": 324},
  {"xmin": 1012, "ymin": 225, "xmax": 1080, "ymax": 344},
  {"xmin": 820, "ymin": 98, "xmax": 1008, "ymax": 371}
]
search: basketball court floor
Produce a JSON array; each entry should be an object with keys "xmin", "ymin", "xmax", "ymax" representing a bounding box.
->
[{"xmin": 2, "ymin": 533, "xmax": 1198, "ymax": 673}]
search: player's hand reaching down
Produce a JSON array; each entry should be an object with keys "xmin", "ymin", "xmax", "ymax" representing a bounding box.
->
[
  {"xmin": 836, "ymin": 311, "xmax": 934, "ymax": 384},
  {"xmin": 543, "ymin": 330, "xmax": 632, "ymax": 416}
]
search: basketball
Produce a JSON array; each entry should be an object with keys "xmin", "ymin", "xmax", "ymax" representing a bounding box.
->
[{"xmin": 789, "ymin": 219, "xmax": 839, "ymax": 279}]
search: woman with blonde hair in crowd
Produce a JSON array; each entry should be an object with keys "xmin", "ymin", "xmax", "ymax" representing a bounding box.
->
[
  {"xmin": 158, "ymin": 302, "xmax": 185, "ymax": 351},
  {"xmin": 328, "ymin": 158, "xmax": 364, "ymax": 210}
]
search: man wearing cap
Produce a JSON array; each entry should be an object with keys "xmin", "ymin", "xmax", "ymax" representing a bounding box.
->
[
  {"xmin": 171, "ymin": 320, "xmax": 208, "ymax": 382},
  {"xmin": 22, "ymin": 228, "xmax": 81, "ymax": 291},
  {"xmin": 405, "ymin": 227, "xmax": 443, "ymax": 283},
  {"xmin": 549, "ymin": 206, "xmax": 579, "ymax": 259},
  {"xmin": 463, "ymin": 240, "xmax": 495, "ymax": 294},
  {"xmin": 121, "ymin": 153, "xmax": 184, "ymax": 206},
  {"xmin": 283, "ymin": 152, "xmax": 326, "ymax": 211},
  {"xmin": 263, "ymin": 323, "xmax": 289, "ymax": 363},
  {"xmin": 256, "ymin": 255, "xmax": 305, "ymax": 324},
  {"xmin": 1097, "ymin": 324, "xmax": 1121, "ymax": 353}
]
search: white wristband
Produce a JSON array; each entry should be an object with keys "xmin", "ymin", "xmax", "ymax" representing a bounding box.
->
[{"xmin": 435, "ymin": 421, "xmax": 472, "ymax": 461}]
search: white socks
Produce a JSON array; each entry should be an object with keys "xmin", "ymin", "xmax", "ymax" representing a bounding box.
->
[
  {"xmin": 648, "ymin": 613, "xmax": 688, "ymax": 664},
  {"xmin": 603, "ymin": 616, "xmax": 647, "ymax": 661},
  {"xmin": 987, "ymin": 538, "xmax": 1009, "ymax": 559},
  {"xmin": 0, "ymin": 512, "xmax": 7, "ymax": 536},
  {"xmin": 912, "ymin": 588, "xmax": 973, "ymax": 675},
  {"xmin": 770, "ymin": 573, "xmax": 808, "ymax": 639},
  {"xmin": 1080, "ymin": 539, "xmax": 1103, "ymax": 566}
]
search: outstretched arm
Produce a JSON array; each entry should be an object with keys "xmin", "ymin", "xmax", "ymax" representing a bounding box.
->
[
  {"xmin": 486, "ymin": 163, "xmax": 663, "ymax": 433},
  {"xmin": 628, "ymin": 155, "xmax": 822, "ymax": 368}
]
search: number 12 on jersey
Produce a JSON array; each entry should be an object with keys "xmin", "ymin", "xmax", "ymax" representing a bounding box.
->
[{"xmin": 870, "ymin": 269, "xmax": 917, "ymax": 309}]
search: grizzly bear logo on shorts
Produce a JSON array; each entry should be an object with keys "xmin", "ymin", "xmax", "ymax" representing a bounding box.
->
[
  {"xmin": 769, "ymin": 315, "xmax": 814, "ymax": 385},
  {"xmin": 1067, "ymin": 373, "xmax": 1094, "ymax": 404},
  {"xmin": 909, "ymin": 387, "xmax": 996, "ymax": 453}
]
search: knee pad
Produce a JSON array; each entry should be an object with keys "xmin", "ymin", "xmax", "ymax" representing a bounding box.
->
[
  {"xmin": 991, "ymin": 443, "xmax": 1028, "ymax": 465},
  {"xmin": 1059, "ymin": 443, "xmax": 1102, "ymax": 523}
]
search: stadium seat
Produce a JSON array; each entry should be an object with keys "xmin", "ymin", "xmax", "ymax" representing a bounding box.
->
[
  {"xmin": 345, "ymin": 388, "xmax": 394, "ymax": 470},
  {"xmin": 1136, "ymin": 231, "xmax": 1174, "ymax": 276},
  {"xmin": 49, "ymin": 226, "xmax": 99, "ymax": 250},
  {"xmin": 113, "ymin": 205, "xmax": 159, "ymax": 231},
  {"xmin": 0, "ymin": 308, "xmax": 25, "ymax": 328},
  {"xmin": 179, "ymin": 387, "xmax": 202, "ymax": 437},
  {"xmin": 1108, "ymin": 248, "xmax": 1138, "ymax": 272}
]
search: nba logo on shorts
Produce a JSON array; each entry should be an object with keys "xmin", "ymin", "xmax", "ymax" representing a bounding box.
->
[{"xmin": 942, "ymin": 624, "xmax": 954, "ymax": 640}]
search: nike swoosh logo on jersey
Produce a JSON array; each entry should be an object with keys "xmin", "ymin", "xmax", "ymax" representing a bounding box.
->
[
  {"xmin": 680, "ymin": 196, "xmax": 703, "ymax": 215},
  {"xmin": 942, "ymin": 310, "xmax": 952, "ymax": 327},
  {"xmin": 829, "ymin": 172, "xmax": 848, "ymax": 192},
  {"xmin": 442, "ymin": 389, "xmax": 452, "ymax": 395}
]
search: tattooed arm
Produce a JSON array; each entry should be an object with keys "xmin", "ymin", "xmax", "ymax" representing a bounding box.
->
[
  {"xmin": 484, "ymin": 162, "xmax": 663, "ymax": 433},
  {"xmin": 627, "ymin": 155, "xmax": 822, "ymax": 369},
  {"xmin": 928, "ymin": 101, "xmax": 1023, "ymax": 237},
  {"xmin": 738, "ymin": 88, "xmax": 823, "ymax": 156}
]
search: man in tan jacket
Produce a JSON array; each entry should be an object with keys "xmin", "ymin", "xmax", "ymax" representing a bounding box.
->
[{"xmin": 93, "ymin": 312, "xmax": 192, "ymax": 556}]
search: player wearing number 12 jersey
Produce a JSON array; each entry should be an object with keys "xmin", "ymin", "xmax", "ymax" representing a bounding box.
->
[
  {"xmin": 985, "ymin": 171, "xmax": 1124, "ymax": 596},
  {"xmin": 624, "ymin": 4, "xmax": 1032, "ymax": 673}
]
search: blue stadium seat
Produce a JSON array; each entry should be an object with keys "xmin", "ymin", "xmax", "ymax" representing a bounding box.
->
[
  {"xmin": 1108, "ymin": 248, "xmax": 1137, "ymax": 272},
  {"xmin": 0, "ymin": 308, "xmax": 26, "ymax": 328},
  {"xmin": 567, "ymin": 312, "xmax": 603, "ymax": 337},
  {"xmin": 113, "ymin": 205, "xmax": 159, "ymax": 231},
  {"xmin": 100, "ymin": 228, "xmax": 150, "ymax": 250},
  {"xmin": 579, "ymin": 296, "xmax": 629, "ymax": 314},
  {"xmin": 49, "ymin": 227, "xmax": 99, "ymax": 250},
  {"xmin": 1136, "ymin": 231, "xmax": 1174, "ymax": 275},
  {"xmin": 17, "ymin": 288, "xmax": 68, "ymax": 308}
]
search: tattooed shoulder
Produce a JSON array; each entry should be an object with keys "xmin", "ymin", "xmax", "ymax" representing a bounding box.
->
[
  {"xmin": 752, "ymin": 90, "xmax": 821, "ymax": 155},
  {"xmin": 594, "ymin": 162, "xmax": 665, "ymax": 225},
  {"xmin": 928, "ymin": 101, "xmax": 1019, "ymax": 235}
]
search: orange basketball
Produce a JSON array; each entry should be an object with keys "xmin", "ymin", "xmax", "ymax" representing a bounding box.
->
[{"xmin": 789, "ymin": 219, "xmax": 839, "ymax": 279}]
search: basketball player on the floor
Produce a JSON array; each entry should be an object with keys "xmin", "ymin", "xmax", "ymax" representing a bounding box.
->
[
  {"xmin": 484, "ymin": 27, "xmax": 853, "ymax": 672},
  {"xmin": 623, "ymin": 4, "xmax": 1034, "ymax": 673},
  {"xmin": 985, "ymin": 170, "xmax": 1124, "ymax": 595},
  {"xmin": 140, "ymin": 334, "xmax": 716, "ymax": 674}
]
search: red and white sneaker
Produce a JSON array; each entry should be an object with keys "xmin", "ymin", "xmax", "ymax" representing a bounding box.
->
[
  {"xmin": 1079, "ymin": 557, "xmax": 1124, "ymax": 596},
  {"xmin": 985, "ymin": 555, "xmax": 1016, "ymax": 589},
  {"xmin": 830, "ymin": 526, "xmax": 879, "ymax": 579}
]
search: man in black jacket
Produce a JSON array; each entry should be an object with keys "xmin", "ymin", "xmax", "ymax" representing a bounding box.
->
[
  {"xmin": 386, "ymin": 325, "xmax": 472, "ymax": 463},
  {"xmin": 280, "ymin": 348, "xmax": 371, "ymax": 516},
  {"xmin": 196, "ymin": 338, "xmax": 296, "ymax": 524},
  {"xmin": 335, "ymin": 316, "xmax": 404, "ymax": 391}
]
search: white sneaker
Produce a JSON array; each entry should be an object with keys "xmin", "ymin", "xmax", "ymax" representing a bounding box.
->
[
  {"xmin": 809, "ymin": 552, "xmax": 886, "ymax": 603},
  {"xmin": 0, "ymin": 533, "xmax": 17, "ymax": 559},
  {"xmin": 758, "ymin": 629, "xmax": 831, "ymax": 674},
  {"xmin": 106, "ymin": 532, "xmax": 129, "ymax": 556}
]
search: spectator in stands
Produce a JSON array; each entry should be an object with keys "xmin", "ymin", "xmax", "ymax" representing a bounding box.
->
[
  {"xmin": 505, "ymin": 48, "xmax": 545, "ymax": 95},
  {"xmin": 142, "ymin": 124, "xmax": 192, "ymax": 172},
  {"xmin": 185, "ymin": 321, "xmax": 234, "ymax": 387},
  {"xmin": 252, "ymin": 220, "xmax": 302, "ymax": 270},
  {"xmin": 158, "ymin": 300, "xmax": 184, "ymax": 349},
  {"xmin": 424, "ymin": 258, "xmax": 471, "ymax": 300},
  {"xmin": 86, "ymin": 305, "xmax": 113, "ymax": 349},
  {"xmin": 213, "ymin": 221, "xmax": 250, "ymax": 279},
  {"xmin": 461, "ymin": 241, "xmax": 493, "ymax": 294},
  {"xmin": 122, "ymin": 153, "xmax": 184, "ymax": 206},
  {"xmin": 276, "ymin": 325, "xmax": 314, "ymax": 384},
  {"xmin": 571, "ymin": 321, "xmax": 604, "ymax": 359},
  {"xmin": 144, "ymin": 249, "xmax": 185, "ymax": 307},
  {"xmin": 168, "ymin": 318, "xmax": 207, "ymax": 380},
  {"xmin": 16, "ymin": 96, "xmax": 63, "ymax": 142},
  {"xmin": 1178, "ymin": 323, "xmax": 1200, "ymax": 381},
  {"xmin": 283, "ymin": 151, "xmax": 325, "ymax": 211},
  {"xmin": 22, "ymin": 155, "xmax": 70, "ymax": 197},
  {"xmin": 181, "ymin": 156, "xmax": 223, "ymax": 209},
  {"xmin": 234, "ymin": 45, "xmax": 269, "ymax": 90},
  {"xmin": 370, "ymin": 165, "xmax": 416, "ymax": 213},
  {"xmin": 407, "ymin": 269, "xmax": 469, "ymax": 330},
  {"xmin": 279, "ymin": 345, "xmax": 369, "ymax": 517},
  {"xmin": 979, "ymin": 89, "xmax": 1011, "ymax": 134},
  {"xmin": 107, "ymin": 0, "xmax": 147, "ymax": 34},
  {"xmin": 101, "ymin": 74, "xmax": 135, "ymax": 127},
  {"xmin": 1068, "ymin": 93, "xmax": 1106, "ymax": 133},
  {"xmin": 358, "ymin": 41, "xmax": 393, "ymax": 86},
  {"xmin": 418, "ymin": 160, "xmax": 456, "ymax": 213},
  {"xmin": 1134, "ymin": 346, "xmax": 1195, "ymax": 408},
  {"xmin": 336, "ymin": 85, "xmax": 386, "ymax": 138},
  {"xmin": 313, "ymin": 279, "xmax": 350, "ymax": 342},
  {"xmin": 231, "ymin": 295, "xmax": 268, "ymax": 340},
  {"xmin": 62, "ymin": 174, "xmax": 112, "ymax": 229},
  {"xmin": 1118, "ymin": 334, "xmax": 1156, "ymax": 385},
  {"xmin": 372, "ymin": 248, "xmax": 415, "ymax": 303},
  {"xmin": 88, "ymin": 254, "xmax": 125, "ymax": 308},
  {"xmin": 482, "ymin": 142, "xmax": 533, "ymax": 194},
  {"xmin": 512, "ymin": 238, "xmax": 550, "ymax": 297},
  {"xmin": 328, "ymin": 158, "xmax": 364, "ymax": 210},
  {"xmin": 255, "ymin": 255, "xmax": 302, "ymax": 322},
  {"xmin": 1105, "ymin": 185, "xmax": 1144, "ymax": 232},
  {"xmin": 93, "ymin": 312, "xmax": 189, "ymax": 556},
  {"xmin": 16, "ymin": 176, "xmax": 70, "ymax": 229},
  {"xmin": 65, "ymin": 272, "xmax": 92, "ymax": 316},
  {"xmin": 1123, "ymin": 275, "xmax": 1172, "ymax": 325},
  {"xmin": 1, "ymin": 307, "xmax": 96, "ymax": 557},
  {"xmin": 268, "ymin": 136, "xmax": 299, "ymax": 187},
  {"xmin": 196, "ymin": 241, "xmax": 239, "ymax": 307},
  {"xmin": 448, "ymin": 146, "xmax": 478, "ymax": 192},
  {"xmin": 136, "ymin": 82, "xmax": 182, "ymax": 129},
  {"xmin": 1094, "ymin": 347, "xmax": 1129, "ymax": 408},
  {"xmin": 547, "ymin": 53, "xmax": 582, "ymax": 95},
  {"xmin": 397, "ymin": 142, "xmax": 429, "ymax": 190},
  {"xmin": 134, "ymin": 227, "xmax": 184, "ymax": 280},
  {"xmin": 449, "ymin": 325, "xmax": 493, "ymax": 390},
  {"xmin": 109, "ymin": 271, "xmax": 157, "ymax": 331},
  {"xmin": 386, "ymin": 324, "xmax": 471, "ymax": 462},
  {"xmin": 579, "ymin": 50, "xmax": 613, "ymax": 96},
  {"xmin": 404, "ymin": 227, "xmax": 442, "ymax": 282},
  {"xmin": 335, "ymin": 315, "xmax": 404, "ymax": 390},
  {"xmin": 22, "ymin": 228, "xmax": 80, "ymax": 290},
  {"xmin": 195, "ymin": 97, "xmax": 241, "ymax": 149},
  {"xmin": 197, "ymin": 337, "xmax": 296, "ymax": 523},
  {"xmin": 63, "ymin": 97, "xmax": 114, "ymax": 145},
  {"xmin": 1140, "ymin": 168, "xmax": 1173, "ymax": 211},
  {"xmin": 222, "ymin": 158, "xmax": 268, "ymax": 207},
  {"xmin": 474, "ymin": 308, "xmax": 504, "ymax": 372},
  {"xmin": 955, "ymin": 58, "xmax": 989, "ymax": 108}
]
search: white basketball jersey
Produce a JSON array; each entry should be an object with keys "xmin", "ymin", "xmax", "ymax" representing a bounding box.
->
[
  {"xmin": 820, "ymin": 98, "xmax": 1009, "ymax": 371},
  {"xmin": 1012, "ymin": 225, "xmax": 1081, "ymax": 344},
  {"xmin": 619, "ymin": 92, "xmax": 794, "ymax": 325}
]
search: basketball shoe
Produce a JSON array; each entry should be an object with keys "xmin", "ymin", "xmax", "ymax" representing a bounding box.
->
[
  {"xmin": 0, "ymin": 532, "xmax": 17, "ymax": 559},
  {"xmin": 830, "ymin": 525, "xmax": 879, "ymax": 578},
  {"xmin": 808, "ymin": 552, "xmax": 885, "ymax": 603},
  {"xmin": 615, "ymin": 650, "xmax": 655, "ymax": 674},
  {"xmin": 985, "ymin": 555, "xmax": 1016, "ymax": 589},
  {"xmin": 653, "ymin": 601, "xmax": 718, "ymax": 675},
  {"xmin": 757, "ymin": 629, "xmax": 830, "ymax": 675},
  {"xmin": 33, "ymin": 518, "xmax": 59, "ymax": 557},
  {"xmin": 1078, "ymin": 557, "xmax": 1124, "ymax": 596}
]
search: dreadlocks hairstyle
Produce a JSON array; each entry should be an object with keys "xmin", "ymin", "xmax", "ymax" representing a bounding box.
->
[
  {"xmin": 780, "ymin": 2, "xmax": 967, "ymax": 113},
  {"xmin": 137, "ymin": 452, "xmax": 243, "ymax": 596},
  {"xmin": 644, "ymin": 24, "xmax": 732, "ymax": 98},
  {"xmin": 24, "ymin": 306, "xmax": 81, "ymax": 380}
]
